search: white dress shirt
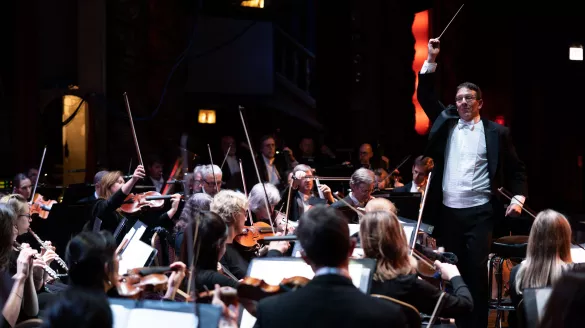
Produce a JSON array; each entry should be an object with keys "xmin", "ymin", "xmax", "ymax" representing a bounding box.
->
[
  {"xmin": 226, "ymin": 155, "xmax": 240, "ymax": 175},
  {"xmin": 150, "ymin": 176, "xmax": 164, "ymax": 193},
  {"xmin": 262, "ymin": 155, "xmax": 281, "ymax": 185},
  {"xmin": 420, "ymin": 60, "xmax": 525, "ymax": 209},
  {"xmin": 410, "ymin": 182, "xmax": 426, "ymax": 195}
]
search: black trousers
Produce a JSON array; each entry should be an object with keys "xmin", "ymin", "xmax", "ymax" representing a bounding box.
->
[{"xmin": 439, "ymin": 202, "xmax": 494, "ymax": 328}]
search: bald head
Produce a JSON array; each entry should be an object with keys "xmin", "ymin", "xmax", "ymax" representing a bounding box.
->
[{"xmin": 365, "ymin": 198, "xmax": 397, "ymax": 215}]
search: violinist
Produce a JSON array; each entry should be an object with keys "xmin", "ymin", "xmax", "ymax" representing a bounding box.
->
[
  {"xmin": 178, "ymin": 211, "xmax": 238, "ymax": 291},
  {"xmin": 191, "ymin": 165, "xmax": 204, "ymax": 194},
  {"xmin": 244, "ymin": 135, "xmax": 291, "ymax": 191},
  {"xmin": 201, "ymin": 164, "xmax": 222, "ymax": 197},
  {"xmin": 174, "ymin": 193, "xmax": 213, "ymax": 258},
  {"xmin": 254, "ymin": 205, "xmax": 407, "ymax": 328},
  {"xmin": 65, "ymin": 230, "xmax": 186, "ymax": 301},
  {"xmin": 359, "ymin": 211, "xmax": 473, "ymax": 319},
  {"xmin": 91, "ymin": 166, "xmax": 181, "ymax": 241},
  {"xmin": 284, "ymin": 165, "xmax": 335, "ymax": 223},
  {"xmin": 330, "ymin": 168, "xmax": 376, "ymax": 223},
  {"xmin": 0, "ymin": 204, "xmax": 39, "ymax": 328},
  {"xmin": 211, "ymin": 190, "xmax": 289, "ymax": 280},
  {"xmin": 248, "ymin": 183, "xmax": 281, "ymax": 225},
  {"xmin": 392, "ymin": 156, "xmax": 433, "ymax": 194}
]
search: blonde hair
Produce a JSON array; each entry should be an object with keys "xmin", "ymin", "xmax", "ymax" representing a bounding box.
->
[
  {"xmin": 360, "ymin": 211, "xmax": 417, "ymax": 281},
  {"xmin": 0, "ymin": 194, "xmax": 29, "ymax": 217},
  {"xmin": 97, "ymin": 171, "xmax": 121, "ymax": 199},
  {"xmin": 515, "ymin": 209, "xmax": 573, "ymax": 294},
  {"xmin": 210, "ymin": 190, "xmax": 248, "ymax": 227},
  {"xmin": 364, "ymin": 198, "xmax": 397, "ymax": 214}
]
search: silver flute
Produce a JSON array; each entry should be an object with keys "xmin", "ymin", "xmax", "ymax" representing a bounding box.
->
[
  {"xmin": 14, "ymin": 245, "xmax": 59, "ymax": 280},
  {"xmin": 28, "ymin": 228, "xmax": 69, "ymax": 272}
]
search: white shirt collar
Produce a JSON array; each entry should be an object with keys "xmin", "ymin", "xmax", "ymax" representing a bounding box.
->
[{"xmin": 262, "ymin": 154, "xmax": 275, "ymax": 165}]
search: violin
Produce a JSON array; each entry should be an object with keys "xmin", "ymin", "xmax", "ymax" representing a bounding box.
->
[
  {"xmin": 120, "ymin": 192, "xmax": 183, "ymax": 214},
  {"xmin": 116, "ymin": 266, "xmax": 176, "ymax": 299},
  {"xmin": 30, "ymin": 193, "xmax": 57, "ymax": 219},
  {"xmin": 236, "ymin": 276, "xmax": 310, "ymax": 301},
  {"xmin": 196, "ymin": 286, "xmax": 239, "ymax": 305},
  {"xmin": 234, "ymin": 222, "xmax": 275, "ymax": 250}
]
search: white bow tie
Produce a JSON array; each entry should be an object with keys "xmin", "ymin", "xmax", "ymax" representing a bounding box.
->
[{"xmin": 458, "ymin": 119, "xmax": 475, "ymax": 131}]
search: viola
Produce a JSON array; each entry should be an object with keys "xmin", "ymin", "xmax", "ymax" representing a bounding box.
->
[
  {"xmin": 236, "ymin": 276, "xmax": 310, "ymax": 301},
  {"xmin": 234, "ymin": 222, "xmax": 275, "ymax": 250},
  {"xmin": 30, "ymin": 193, "xmax": 57, "ymax": 219},
  {"xmin": 116, "ymin": 266, "xmax": 176, "ymax": 299},
  {"xmin": 119, "ymin": 191, "xmax": 182, "ymax": 214}
]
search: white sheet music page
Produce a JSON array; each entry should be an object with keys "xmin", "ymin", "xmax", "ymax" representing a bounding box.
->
[
  {"xmin": 111, "ymin": 306, "xmax": 197, "ymax": 328},
  {"xmin": 118, "ymin": 240, "xmax": 155, "ymax": 275}
]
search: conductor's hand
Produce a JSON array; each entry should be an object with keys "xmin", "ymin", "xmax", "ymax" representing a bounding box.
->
[
  {"xmin": 506, "ymin": 203, "xmax": 522, "ymax": 218},
  {"xmin": 427, "ymin": 38, "xmax": 440, "ymax": 62}
]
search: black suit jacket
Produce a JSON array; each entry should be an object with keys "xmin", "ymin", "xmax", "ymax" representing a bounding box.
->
[
  {"xmin": 254, "ymin": 274, "xmax": 407, "ymax": 328},
  {"xmin": 283, "ymin": 190, "xmax": 328, "ymax": 222},
  {"xmin": 245, "ymin": 154, "xmax": 289, "ymax": 191},
  {"xmin": 417, "ymin": 72, "xmax": 527, "ymax": 227},
  {"xmin": 393, "ymin": 182, "xmax": 413, "ymax": 193}
]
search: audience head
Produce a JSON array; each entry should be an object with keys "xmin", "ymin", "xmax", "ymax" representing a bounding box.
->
[
  {"xmin": 297, "ymin": 205, "xmax": 353, "ymax": 270},
  {"xmin": 360, "ymin": 211, "xmax": 416, "ymax": 281},
  {"xmin": 180, "ymin": 211, "xmax": 228, "ymax": 271},
  {"xmin": 97, "ymin": 171, "xmax": 124, "ymax": 199},
  {"xmin": 210, "ymin": 190, "xmax": 248, "ymax": 233},
  {"xmin": 248, "ymin": 183, "xmax": 280, "ymax": 218},
  {"xmin": 66, "ymin": 231, "xmax": 118, "ymax": 292},
  {"xmin": 349, "ymin": 168, "xmax": 375, "ymax": 203},
  {"xmin": 12, "ymin": 173, "xmax": 32, "ymax": 201},
  {"xmin": 42, "ymin": 287, "xmax": 113, "ymax": 328},
  {"xmin": 0, "ymin": 194, "xmax": 31, "ymax": 237},
  {"xmin": 175, "ymin": 193, "xmax": 213, "ymax": 234},
  {"xmin": 516, "ymin": 209, "xmax": 572, "ymax": 291}
]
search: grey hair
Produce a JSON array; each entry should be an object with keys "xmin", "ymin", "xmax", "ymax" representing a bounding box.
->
[
  {"xmin": 249, "ymin": 183, "xmax": 281, "ymax": 212},
  {"xmin": 193, "ymin": 165, "xmax": 204, "ymax": 175},
  {"xmin": 350, "ymin": 168, "xmax": 375, "ymax": 187},
  {"xmin": 293, "ymin": 164, "xmax": 312, "ymax": 175},
  {"xmin": 201, "ymin": 164, "xmax": 222, "ymax": 180}
]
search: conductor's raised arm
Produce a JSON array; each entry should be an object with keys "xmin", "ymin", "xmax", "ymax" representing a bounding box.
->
[{"xmin": 416, "ymin": 38, "xmax": 447, "ymax": 123}]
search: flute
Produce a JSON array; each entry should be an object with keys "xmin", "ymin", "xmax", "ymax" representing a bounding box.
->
[
  {"xmin": 14, "ymin": 245, "xmax": 59, "ymax": 280},
  {"xmin": 28, "ymin": 228, "xmax": 69, "ymax": 272}
]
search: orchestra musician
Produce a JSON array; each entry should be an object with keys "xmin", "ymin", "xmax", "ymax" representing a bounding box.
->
[
  {"xmin": 360, "ymin": 211, "xmax": 473, "ymax": 318},
  {"xmin": 211, "ymin": 190, "xmax": 289, "ymax": 280},
  {"xmin": 0, "ymin": 204, "xmax": 39, "ymax": 328},
  {"xmin": 417, "ymin": 38, "xmax": 528, "ymax": 328},
  {"xmin": 77, "ymin": 171, "xmax": 107, "ymax": 205},
  {"xmin": 218, "ymin": 135, "xmax": 243, "ymax": 191},
  {"xmin": 285, "ymin": 164, "xmax": 335, "ymax": 222},
  {"xmin": 174, "ymin": 193, "xmax": 213, "ymax": 258},
  {"xmin": 65, "ymin": 230, "xmax": 186, "ymax": 300},
  {"xmin": 392, "ymin": 156, "xmax": 433, "ymax": 194},
  {"xmin": 253, "ymin": 205, "xmax": 407, "ymax": 328},
  {"xmin": 178, "ymin": 211, "xmax": 239, "ymax": 291},
  {"xmin": 192, "ymin": 165, "xmax": 204, "ymax": 194},
  {"xmin": 330, "ymin": 168, "xmax": 376, "ymax": 223},
  {"xmin": 12, "ymin": 174, "xmax": 32, "ymax": 202},
  {"xmin": 248, "ymin": 183, "xmax": 281, "ymax": 225},
  {"xmin": 91, "ymin": 166, "xmax": 181, "ymax": 242},
  {"xmin": 201, "ymin": 164, "xmax": 222, "ymax": 197},
  {"xmin": 245, "ymin": 135, "xmax": 293, "ymax": 191},
  {"xmin": 137, "ymin": 157, "xmax": 166, "ymax": 193}
]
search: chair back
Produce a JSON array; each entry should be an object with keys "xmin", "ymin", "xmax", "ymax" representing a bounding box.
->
[
  {"xmin": 151, "ymin": 232, "xmax": 176, "ymax": 266},
  {"xmin": 522, "ymin": 287, "xmax": 553, "ymax": 328},
  {"xmin": 371, "ymin": 294, "xmax": 421, "ymax": 327}
]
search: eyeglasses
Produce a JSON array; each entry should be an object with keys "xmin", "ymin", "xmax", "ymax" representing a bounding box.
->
[
  {"xmin": 19, "ymin": 214, "xmax": 31, "ymax": 219},
  {"xmin": 455, "ymin": 95, "xmax": 477, "ymax": 103},
  {"xmin": 204, "ymin": 180, "xmax": 221, "ymax": 186}
]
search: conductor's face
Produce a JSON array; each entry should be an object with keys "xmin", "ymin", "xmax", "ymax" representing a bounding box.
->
[{"xmin": 455, "ymin": 87, "xmax": 482, "ymax": 122}]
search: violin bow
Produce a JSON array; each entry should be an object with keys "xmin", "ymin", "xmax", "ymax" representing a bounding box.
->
[
  {"xmin": 123, "ymin": 92, "xmax": 144, "ymax": 166},
  {"xmin": 186, "ymin": 215, "xmax": 201, "ymax": 297},
  {"xmin": 283, "ymin": 183, "xmax": 293, "ymax": 235},
  {"xmin": 29, "ymin": 146, "xmax": 47, "ymax": 204},
  {"xmin": 409, "ymin": 171, "xmax": 432, "ymax": 256},
  {"xmin": 219, "ymin": 143, "xmax": 232, "ymax": 170},
  {"xmin": 381, "ymin": 155, "xmax": 411, "ymax": 185},
  {"xmin": 181, "ymin": 133, "xmax": 191, "ymax": 198},
  {"xmin": 238, "ymin": 159, "xmax": 254, "ymax": 226},
  {"xmin": 238, "ymin": 105, "xmax": 276, "ymax": 234},
  {"xmin": 426, "ymin": 292, "xmax": 446, "ymax": 328},
  {"xmin": 207, "ymin": 144, "xmax": 220, "ymax": 193},
  {"xmin": 332, "ymin": 193, "xmax": 364, "ymax": 218}
]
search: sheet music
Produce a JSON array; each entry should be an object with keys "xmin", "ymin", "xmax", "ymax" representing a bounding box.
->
[
  {"xmin": 111, "ymin": 305, "xmax": 197, "ymax": 328},
  {"xmin": 118, "ymin": 240, "xmax": 155, "ymax": 275},
  {"xmin": 571, "ymin": 244, "xmax": 585, "ymax": 263},
  {"xmin": 535, "ymin": 288, "xmax": 552, "ymax": 320},
  {"xmin": 348, "ymin": 224, "xmax": 360, "ymax": 237}
]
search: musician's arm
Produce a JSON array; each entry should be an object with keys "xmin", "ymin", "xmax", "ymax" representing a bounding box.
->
[
  {"xmin": 120, "ymin": 165, "xmax": 146, "ymax": 195},
  {"xmin": 417, "ymin": 39, "xmax": 447, "ymax": 123},
  {"xmin": 415, "ymin": 276, "xmax": 473, "ymax": 317},
  {"xmin": 22, "ymin": 268, "xmax": 39, "ymax": 317}
]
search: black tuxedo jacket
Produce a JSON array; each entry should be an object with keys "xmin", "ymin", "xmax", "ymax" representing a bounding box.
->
[
  {"xmin": 244, "ymin": 154, "xmax": 289, "ymax": 191},
  {"xmin": 283, "ymin": 190, "xmax": 327, "ymax": 222},
  {"xmin": 253, "ymin": 274, "xmax": 407, "ymax": 328},
  {"xmin": 417, "ymin": 72, "xmax": 527, "ymax": 227}
]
